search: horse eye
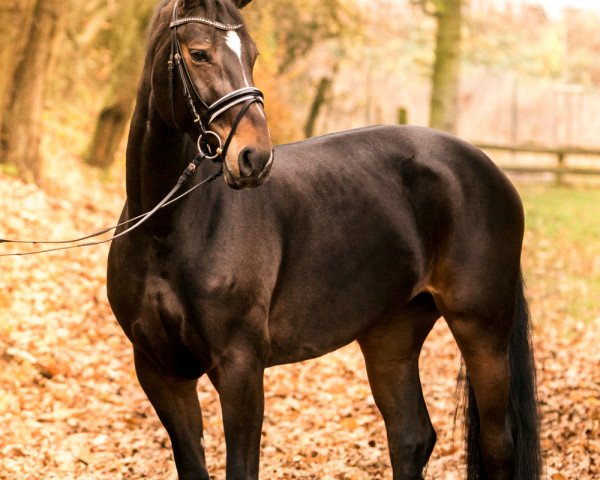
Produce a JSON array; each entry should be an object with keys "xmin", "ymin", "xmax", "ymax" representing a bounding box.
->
[{"xmin": 190, "ymin": 50, "xmax": 209, "ymax": 63}]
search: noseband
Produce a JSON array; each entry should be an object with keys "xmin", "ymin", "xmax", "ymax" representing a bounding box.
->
[{"xmin": 168, "ymin": 0, "xmax": 264, "ymax": 160}]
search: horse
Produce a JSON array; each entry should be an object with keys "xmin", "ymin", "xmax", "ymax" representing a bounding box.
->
[{"xmin": 107, "ymin": 1, "xmax": 541, "ymax": 479}]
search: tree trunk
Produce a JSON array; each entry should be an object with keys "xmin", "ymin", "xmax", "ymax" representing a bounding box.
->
[
  {"xmin": 304, "ymin": 76, "xmax": 334, "ymax": 138},
  {"xmin": 429, "ymin": 0, "xmax": 462, "ymax": 133},
  {"xmin": 0, "ymin": 1, "xmax": 36, "ymax": 150},
  {"xmin": 1, "ymin": 0, "xmax": 63, "ymax": 183},
  {"xmin": 84, "ymin": 0, "xmax": 154, "ymax": 169},
  {"xmin": 85, "ymin": 104, "xmax": 130, "ymax": 169}
]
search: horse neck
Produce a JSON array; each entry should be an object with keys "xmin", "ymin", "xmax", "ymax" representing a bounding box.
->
[{"xmin": 125, "ymin": 86, "xmax": 193, "ymax": 221}]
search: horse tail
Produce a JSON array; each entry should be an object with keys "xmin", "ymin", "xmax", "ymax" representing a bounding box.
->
[{"xmin": 459, "ymin": 270, "xmax": 542, "ymax": 479}]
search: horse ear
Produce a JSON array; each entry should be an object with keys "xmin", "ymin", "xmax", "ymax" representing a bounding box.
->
[{"xmin": 235, "ymin": 0, "xmax": 253, "ymax": 8}]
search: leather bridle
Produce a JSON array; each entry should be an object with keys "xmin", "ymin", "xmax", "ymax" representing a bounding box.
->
[{"xmin": 168, "ymin": 0, "xmax": 265, "ymax": 161}]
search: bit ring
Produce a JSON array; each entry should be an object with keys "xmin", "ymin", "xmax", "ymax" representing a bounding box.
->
[{"xmin": 197, "ymin": 131, "xmax": 222, "ymax": 160}]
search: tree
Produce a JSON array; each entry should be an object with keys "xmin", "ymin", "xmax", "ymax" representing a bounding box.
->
[
  {"xmin": 244, "ymin": 0, "xmax": 360, "ymax": 142},
  {"xmin": 0, "ymin": 0, "xmax": 64, "ymax": 183},
  {"xmin": 0, "ymin": 1, "xmax": 36, "ymax": 151},
  {"xmin": 413, "ymin": 0, "xmax": 463, "ymax": 133},
  {"xmin": 304, "ymin": 67, "xmax": 338, "ymax": 138},
  {"xmin": 249, "ymin": 0, "xmax": 350, "ymax": 76},
  {"xmin": 84, "ymin": 0, "xmax": 155, "ymax": 169}
]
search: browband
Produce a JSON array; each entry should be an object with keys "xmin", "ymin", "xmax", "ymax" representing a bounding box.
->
[{"xmin": 169, "ymin": 17, "xmax": 244, "ymax": 31}]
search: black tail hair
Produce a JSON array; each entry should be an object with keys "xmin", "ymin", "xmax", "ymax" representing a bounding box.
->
[{"xmin": 459, "ymin": 271, "xmax": 542, "ymax": 479}]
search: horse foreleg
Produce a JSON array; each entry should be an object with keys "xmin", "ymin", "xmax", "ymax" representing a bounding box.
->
[
  {"xmin": 208, "ymin": 347, "xmax": 265, "ymax": 480},
  {"xmin": 134, "ymin": 349, "xmax": 208, "ymax": 480},
  {"xmin": 358, "ymin": 296, "xmax": 439, "ymax": 480}
]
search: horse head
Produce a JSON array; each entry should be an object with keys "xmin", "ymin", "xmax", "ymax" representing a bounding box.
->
[{"xmin": 154, "ymin": 0, "xmax": 273, "ymax": 189}]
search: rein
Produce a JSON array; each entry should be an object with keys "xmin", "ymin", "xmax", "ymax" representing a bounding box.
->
[
  {"xmin": 0, "ymin": 157, "xmax": 223, "ymax": 257},
  {"xmin": 1, "ymin": 1, "xmax": 264, "ymax": 257}
]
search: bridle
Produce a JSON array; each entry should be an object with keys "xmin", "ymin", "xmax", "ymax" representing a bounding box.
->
[
  {"xmin": 0, "ymin": 1, "xmax": 267, "ymax": 256},
  {"xmin": 168, "ymin": 0, "xmax": 265, "ymax": 161}
]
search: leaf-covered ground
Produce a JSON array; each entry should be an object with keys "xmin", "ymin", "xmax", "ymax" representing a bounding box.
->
[{"xmin": 0, "ymin": 167, "xmax": 598, "ymax": 479}]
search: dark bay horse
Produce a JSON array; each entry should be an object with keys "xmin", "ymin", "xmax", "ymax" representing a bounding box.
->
[{"xmin": 107, "ymin": 1, "xmax": 541, "ymax": 479}]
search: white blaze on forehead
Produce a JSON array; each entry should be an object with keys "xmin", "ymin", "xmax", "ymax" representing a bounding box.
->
[
  {"xmin": 224, "ymin": 30, "xmax": 266, "ymax": 119},
  {"xmin": 225, "ymin": 30, "xmax": 250, "ymax": 87},
  {"xmin": 225, "ymin": 30, "xmax": 243, "ymax": 60}
]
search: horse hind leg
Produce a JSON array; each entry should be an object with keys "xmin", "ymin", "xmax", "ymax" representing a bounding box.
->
[
  {"xmin": 358, "ymin": 293, "xmax": 440, "ymax": 480},
  {"xmin": 442, "ymin": 309, "xmax": 514, "ymax": 479},
  {"xmin": 432, "ymin": 269, "xmax": 530, "ymax": 480},
  {"xmin": 434, "ymin": 270, "xmax": 541, "ymax": 480}
]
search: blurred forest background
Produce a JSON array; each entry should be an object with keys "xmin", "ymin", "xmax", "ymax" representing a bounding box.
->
[
  {"xmin": 1, "ymin": 0, "xmax": 599, "ymax": 478},
  {"xmin": 2, "ymin": 0, "xmax": 600, "ymax": 182}
]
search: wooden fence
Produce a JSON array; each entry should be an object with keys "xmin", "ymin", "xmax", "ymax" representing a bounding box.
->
[{"xmin": 474, "ymin": 143, "xmax": 600, "ymax": 185}]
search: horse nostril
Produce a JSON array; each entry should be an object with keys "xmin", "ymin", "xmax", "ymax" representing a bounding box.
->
[{"xmin": 238, "ymin": 147, "xmax": 258, "ymax": 177}]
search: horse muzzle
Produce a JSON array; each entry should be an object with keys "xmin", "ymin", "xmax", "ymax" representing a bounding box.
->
[{"xmin": 223, "ymin": 148, "xmax": 274, "ymax": 189}]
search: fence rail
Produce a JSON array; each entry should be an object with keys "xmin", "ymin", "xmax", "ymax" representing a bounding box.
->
[{"xmin": 474, "ymin": 142, "xmax": 600, "ymax": 185}]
